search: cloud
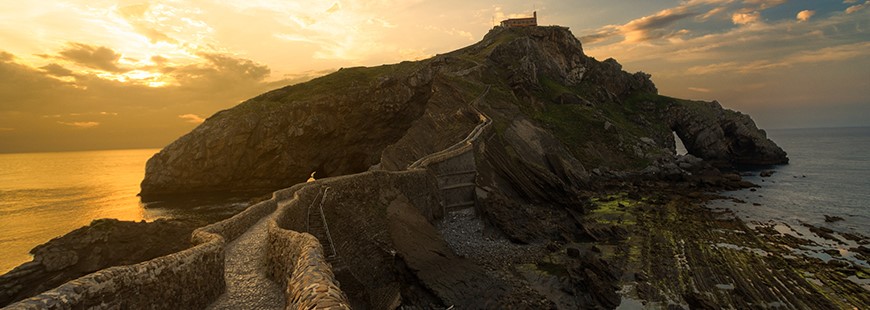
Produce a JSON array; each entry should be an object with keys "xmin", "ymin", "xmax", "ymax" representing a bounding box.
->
[
  {"xmin": 786, "ymin": 41, "xmax": 870, "ymax": 63},
  {"xmin": 58, "ymin": 121, "xmax": 100, "ymax": 128},
  {"xmin": 579, "ymin": 26, "xmax": 621, "ymax": 44},
  {"xmin": 686, "ymin": 42, "xmax": 870, "ymax": 74},
  {"xmin": 688, "ymin": 87, "xmax": 712, "ymax": 92},
  {"xmin": 326, "ymin": 2, "xmax": 341, "ymax": 13},
  {"xmin": 698, "ymin": 7, "xmax": 728, "ymax": 21},
  {"xmin": 178, "ymin": 114, "xmax": 205, "ymax": 124},
  {"xmin": 57, "ymin": 43, "xmax": 126, "ymax": 72},
  {"xmin": 846, "ymin": 1, "xmax": 870, "ymax": 14},
  {"xmin": 41, "ymin": 63, "xmax": 76, "ymax": 77},
  {"xmin": 0, "ymin": 48, "xmax": 298, "ymax": 152},
  {"xmin": 0, "ymin": 127, "xmax": 14, "ymax": 132},
  {"xmin": 731, "ymin": 11, "xmax": 760, "ymax": 25},
  {"xmin": 578, "ymin": 1, "xmax": 735, "ymax": 44},
  {"xmin": 796, "ymin": 10, "xmax": 815, "ymax": 22},
  {"xmin": 742, "ymin": 0, "xmax": 788, "ymax": 10},
  {"xmin": 687, "ymin": 61, "xmax": 741, "ymax": 75},
  {"xmin": 621, "ymin": 7, "xmax": 698, "ymax": 42},
  {"xmin": 165, "ymin": 53, "xmax": 271, "ymax": 91},
  {"xmin": 0, "ymin": 51, "xmax": 13, "ymax": 62},
  {"xmin": 116, "ymin": 3, "xmax": 178, "ymax": 44}
]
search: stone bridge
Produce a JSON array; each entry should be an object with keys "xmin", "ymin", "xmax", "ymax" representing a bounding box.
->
[{"xmin": 4, "ymin": 87, "xmax": 492, "ymax": 310}]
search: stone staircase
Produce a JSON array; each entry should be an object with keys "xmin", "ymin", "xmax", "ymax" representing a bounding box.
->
[
  {"xmin": 431, "ymin": 153, "xmax": 478, "ymax": 211},
  {"xmin": 408, "ymin": 86, "xmax": 491, "ymax": 212}
]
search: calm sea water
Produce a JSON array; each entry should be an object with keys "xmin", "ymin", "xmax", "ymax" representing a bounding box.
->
[
  {"xmin": 0, "ymin": 149, "xmax": 248, "ymax": 274},
  {"xmin": 710, "ymin": 127, "xmax": 870, "ymax": 235}
]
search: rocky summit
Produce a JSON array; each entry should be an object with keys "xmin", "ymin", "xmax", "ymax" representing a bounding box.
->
[{"xmin": 139, "ymin": 26, "xmax": 786, "ymax": 199}]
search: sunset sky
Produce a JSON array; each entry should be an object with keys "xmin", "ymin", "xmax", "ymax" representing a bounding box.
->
[{"xmin": 1, "ymin": 0, "xmax": 868, "ymax": 153}]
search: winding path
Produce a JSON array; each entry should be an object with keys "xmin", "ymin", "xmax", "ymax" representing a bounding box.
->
[
  {"xmin": 207, "ymin": 85, "xmax": 492, "ymax": 309},
  {"xmin": 207, "ymin": 212, "xmax": 284, "ymax": 310}
]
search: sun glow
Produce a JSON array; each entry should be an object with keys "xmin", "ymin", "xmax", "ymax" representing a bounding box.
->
[{"xmin": 1, "ymin": 1, "xmax": 218, "ymax": 89}]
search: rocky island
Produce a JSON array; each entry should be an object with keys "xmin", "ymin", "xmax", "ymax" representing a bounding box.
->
[{"xmin": 5, "ymin": 26, "xmax": 868, "ymax": 309}]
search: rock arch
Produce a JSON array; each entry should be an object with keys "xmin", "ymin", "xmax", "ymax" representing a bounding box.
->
[{"xmin": 668, "ymin": 100, "xmax": 788, "ymax": 167}]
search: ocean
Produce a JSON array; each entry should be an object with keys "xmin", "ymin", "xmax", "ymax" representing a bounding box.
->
[
  {"xmin": 708, "ymin": 127, "xmax": 870, "ymax": 269},
  {"xmin": 0, "ymin": 149, "xmax": 248, "ymax": 274},
  {"xmin": 1, "ymin": 128, "xmax": 867, "ymax": 274},
  {"xmin": 709, "ymin": 127, "xmax": 870, "ymax": 234}
]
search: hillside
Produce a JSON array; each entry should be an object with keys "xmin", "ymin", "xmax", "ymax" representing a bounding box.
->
[{"xmin": 139, "ymin": 26, "xmax": 786, "ymax": 199}]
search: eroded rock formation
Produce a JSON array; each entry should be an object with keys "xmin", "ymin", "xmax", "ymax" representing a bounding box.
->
[{"xmin": 669, "ymin": 100, "xmax": 788, "ymax": 166}]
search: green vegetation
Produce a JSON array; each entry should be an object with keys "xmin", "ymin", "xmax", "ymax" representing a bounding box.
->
[
  {"xmin": 589, "ymin": 193, "xmax": 640, "ymax": 226},
  {"xmin": 473, "ymin": 29, "xmax": 523, "ymax": 59},
  {"xmin": 254, "ymin": 60, "xmax": 429, "ymax": 105}
]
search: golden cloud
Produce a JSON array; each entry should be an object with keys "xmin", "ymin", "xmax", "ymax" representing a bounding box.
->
[
  {"xmin": 58, "ymin": 121, "xmax": 100, "ymax": 128},
  {"xmin": 56, "ymin": 43, "xmax": 126, "ymax": 73},
  {"xmin": 178, "ymin": 114, "xmax": 205, "ymax": 124},
  {"xmin": 731, "ymin": 12, "xmax": 760, "ymax": 25},
  {"xmin": 796, "ymin": 10, "xmax": 815, "ymax": 22}
]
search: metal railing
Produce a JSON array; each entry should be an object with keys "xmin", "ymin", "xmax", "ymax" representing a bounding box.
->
[
  {"xmin": 305, "ymin": 188, "xmax": 324, "ymax": 233},
  {"xmin": 317, "ymin": 187, "xmax": 338, "ymax": 258},
  {"xmin": 407, "ymin": 85, "xmax": 492, "ymax": 169}
]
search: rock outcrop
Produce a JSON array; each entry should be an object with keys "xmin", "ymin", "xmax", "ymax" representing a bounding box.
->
[
  {"xmin": 0, "ymin": 219, "xmax": 195, "ymax": 307},
  {"xmin": 669, "ymin": 100, "xmax": 788, "ymax": 166}
]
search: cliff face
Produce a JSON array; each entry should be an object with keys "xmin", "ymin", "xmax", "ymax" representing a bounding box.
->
[
  {"xmin": 141, "ymin": 64, "xmax": 435, "ymax": 197},
  {"xmin": 140, "ymin": 26, "xmax": 787, "ymax": 199}
]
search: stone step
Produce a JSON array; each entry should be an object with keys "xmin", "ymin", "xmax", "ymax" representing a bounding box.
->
[
  {"xmin": 445, "ymin": 201, "xmax": 475, "ymax": 211},
  {"xmin": 437, "ymin": 174, "xmax": 476, "ymax": 187},
  {"xmin": 435, "ymin": 170, "xmax": 477, "ymax": 177},
  {"xmin": 440, "ymin": 182, "xmax": 476, "ymax": 190}
]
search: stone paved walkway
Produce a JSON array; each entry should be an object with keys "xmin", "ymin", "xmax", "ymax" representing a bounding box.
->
[{"xmin": 207, "ymin": 212, "xmax": 284, "ymax": 310}]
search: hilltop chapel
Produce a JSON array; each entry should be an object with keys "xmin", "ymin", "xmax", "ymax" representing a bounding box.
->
[{"xmin": 500, "ymin": 11, "xmax": 538, "ymax": 27}]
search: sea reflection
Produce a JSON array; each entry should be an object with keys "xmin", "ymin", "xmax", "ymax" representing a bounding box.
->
[
  {"xmin": 0, "ymin": 149, "xmax": 253, "ymax": 274},
  {"xmin": 0, "ymin": 150, "xmax": 156, "ymax": 273}
]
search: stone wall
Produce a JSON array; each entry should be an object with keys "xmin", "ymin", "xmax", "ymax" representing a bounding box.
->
[
  {"xmin": 4, "ymin": 197, "xmax": 279, "ymax": 310},
  {"xmin": 4, "ymin": 231, "xmax": 225, "ymax": 310},
  {"xmin": 267, "ymin": 221, "xmax": 350, "ymax": 309},
  {"xmin": 268, "ymin": 170, "xmax": 443, "ymax": 309}
]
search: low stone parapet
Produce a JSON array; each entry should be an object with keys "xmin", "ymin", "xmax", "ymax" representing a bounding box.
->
[
  {"xmin": 4, "ymin": 231, "xmax": 225, "ymax": 309},
  {"xmin": 4, "ymin": 196, "xmax": 280, "ymax": 309},
  {"xmin": 267, "ymin": 222, "xmax": 349, "ymax": 309}
]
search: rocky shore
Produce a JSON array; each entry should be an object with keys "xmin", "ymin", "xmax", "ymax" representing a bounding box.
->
[{"xmin": 440, "ymin": 165, "xmax": 869, "ymax": 309}]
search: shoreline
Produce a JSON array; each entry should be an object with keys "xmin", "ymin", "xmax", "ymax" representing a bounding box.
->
[
  {"xmin": 3, "ymin": 170, "xmax": 868, "ymax": 308},
  {"xmin": 594, "ymin": 181, "xmax": 869, "ymax": 309}
]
